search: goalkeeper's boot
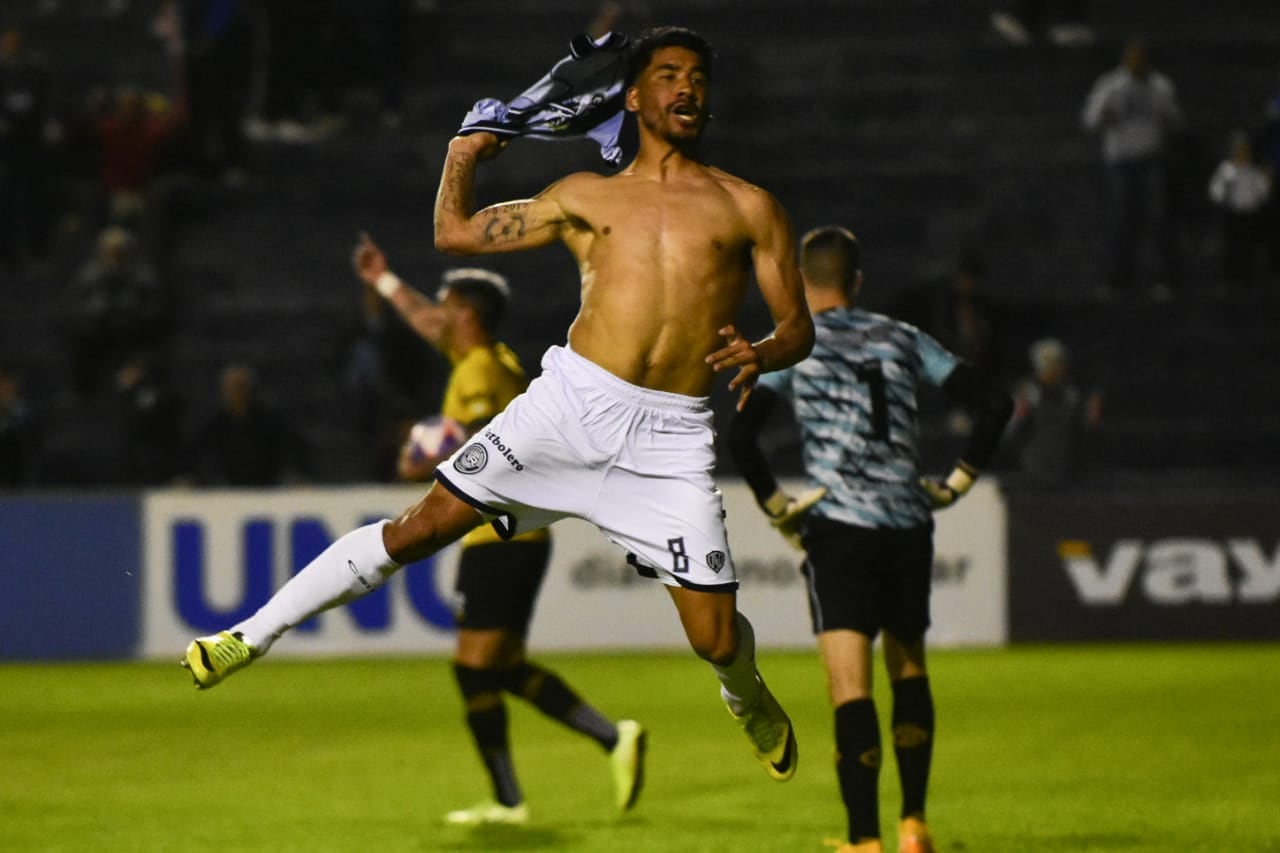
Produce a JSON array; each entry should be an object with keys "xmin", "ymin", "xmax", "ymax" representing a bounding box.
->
[
  {"xmin": 897, "ymin": 817, "xmax": 935, "ymax": 853},
  {"xmin": 727, "ymin": 676, "xmax": 798, "ymax": 781},
  {"xmin": 181, "ymin": 630, "xmax": 256, "ymax": 689},
  {"xmin": 609, "ymin": 719, "xmax": 647, "ymax": 811},
  {"xmin": 443, "ymin": 800, "xmax": 529, "ymax": 826}
]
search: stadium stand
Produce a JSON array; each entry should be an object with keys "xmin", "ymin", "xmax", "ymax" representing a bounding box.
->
[{"xmin": 2, "ymin": 0, "xmax": 1278, "ymax": 484}]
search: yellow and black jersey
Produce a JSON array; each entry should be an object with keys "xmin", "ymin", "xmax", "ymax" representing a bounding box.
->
[{"xmin": 443, "ymin": 343, "xmax": 548, "ymax": 548}]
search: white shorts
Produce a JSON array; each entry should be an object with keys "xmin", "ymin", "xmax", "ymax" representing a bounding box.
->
[{"xmin": 435, "ymin": 345, "xmax": 738, "ymax": 591}]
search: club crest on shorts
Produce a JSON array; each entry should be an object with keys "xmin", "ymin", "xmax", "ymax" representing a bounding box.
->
[
  {"xmin": 706, "ymin": 550, "xmax": 726, "ymax": 573},
  {"xmin": 453, "ymin": 442, "xmax": 488, "ymax": 474}
]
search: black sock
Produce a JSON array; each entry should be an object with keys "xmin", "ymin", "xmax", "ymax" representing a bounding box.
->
[
  {"xmin": 453, "ymin": 662, "xmax": 521, "ymax": 807},
  {"xmin": 891, "ymin": 675, "xmax": 935, "ymax": 820},
  {"xmin": 497, "ymin": 661, "xmax": 618, "ymax": 752},
  {"xmin": 835, "ymin": 698, "xmax": 882, "ymax": 842}
]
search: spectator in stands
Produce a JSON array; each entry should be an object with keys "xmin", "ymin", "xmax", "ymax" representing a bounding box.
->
[
  {"xmin": 112, "ymin": 353, "xmax": 185, "ymax": 485},
  {"xmin": 1005, "ymin": 338, "xmax": 1102, "ymax": 487},
  {"xmin": 68, "ymin": 226, "xmax": 170, "ymax": 397},
  {"xmin": 1081, "ymin": 38, "xmax": 1184, "ymax": 302},
  {"xmin": 0, "ymin": 364, "xmax": 36, "ymax": 487},
  {"xmin": 188, "ymin": 362, "xmax": 310, "ymax": 486},
  {"xmin": 991, "ymin": 0, "xmax": 1095, "ymax": 47},
  {"xmin": 1208, "ymin": 130, "xmax": 1273, "ymax": 291},
  {"xmin": 0, "ymin": 27, "xmax": 57, "ymax": 272},
  {"xmin": 91, "ymin": 86, "xmax": 184, "ymax": 224}
]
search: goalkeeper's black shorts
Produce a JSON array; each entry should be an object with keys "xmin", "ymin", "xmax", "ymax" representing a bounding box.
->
[{"xmin": 800, "ymin": 516, "xmax": 934, "ymax": 642}]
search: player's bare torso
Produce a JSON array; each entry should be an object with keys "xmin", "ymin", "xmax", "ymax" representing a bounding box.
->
[{"xmin": 549, "ymin": 161, "xmax": 765, "ymax": 397}]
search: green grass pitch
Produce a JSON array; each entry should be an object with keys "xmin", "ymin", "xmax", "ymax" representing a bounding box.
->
[{"xmin": 2, "ymin": 645, "xmax": 1278, "ymax": 852}]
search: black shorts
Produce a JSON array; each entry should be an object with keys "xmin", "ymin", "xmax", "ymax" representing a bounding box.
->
[
  {"xmin": 453, "ymin": 538, "xmax": 552, "ymax": 634},
  {"xmin": 800, "ymin": 515, "xmax": 934, "ymax": 642}
]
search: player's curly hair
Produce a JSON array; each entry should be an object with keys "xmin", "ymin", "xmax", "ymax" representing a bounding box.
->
[{"xmin": 625, "ymin": 26, "xmax": 715, "ymax": 88}]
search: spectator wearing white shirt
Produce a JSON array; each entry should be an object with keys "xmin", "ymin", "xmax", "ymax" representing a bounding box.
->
[
  {"xmin": 1082, "ymin": 38, "xmax": 1184, "ymax": 300},
  {"xmin": 1208, "ymin": 131, "xmax": 1273, "ymax": 289}
]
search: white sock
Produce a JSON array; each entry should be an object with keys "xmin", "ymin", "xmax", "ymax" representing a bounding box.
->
[
  {"xmin": 233, "ymin": 521, "xmax": 400, "ymax": 653},
  {"xmin": 714, "ymin": 611, "xmax": 763, "ymax": 714}
]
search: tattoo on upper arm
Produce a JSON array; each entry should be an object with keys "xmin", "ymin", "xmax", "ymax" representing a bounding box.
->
[{"xmin": 483, "ymin": 203, "xmax": 530, "ymax": 244}]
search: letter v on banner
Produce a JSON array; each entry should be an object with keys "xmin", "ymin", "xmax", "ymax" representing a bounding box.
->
[{"xmin": 1059, "ymin": 539, "xmax": 1144, "ymax": 604}]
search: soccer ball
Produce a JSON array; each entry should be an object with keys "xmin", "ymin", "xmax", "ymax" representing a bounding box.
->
[{"xmin": 405, "ymin": 415, "xmax": 467, "ymax": 463}]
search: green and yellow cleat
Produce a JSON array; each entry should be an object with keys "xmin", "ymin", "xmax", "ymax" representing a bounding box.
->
[
  {"xmin": 443, "ymin": 800, "xmax": 530, "ymax": 826},
  {"xmin": 609, "ymin": 719, "xmax": 647, "ymax": 812},
  {"xmin": 728, "ymin": 677, "xmax": 798, "ymax": 781},
  {"xmin": 181, "ymin": 631, "xmax": 255, "ymax": 689}
]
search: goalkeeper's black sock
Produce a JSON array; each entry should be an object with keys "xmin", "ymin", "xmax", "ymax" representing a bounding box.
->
[
  {"xmin": 891, "ymin": 675, "xmax": 935, "ymax": 819},
  {"xmin": 835, "ymin": 698, "xmax": 882, "ymax": 842},
  {"xmin": 498, "ymin": 660, "xmax": 618, "ymax": 752},
  {"xmin": 454, "ymin": 663, "xmax": 522, "ymax": 806}
]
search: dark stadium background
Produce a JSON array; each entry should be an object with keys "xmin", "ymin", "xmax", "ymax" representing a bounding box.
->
[{"xmin": 2, "ymin": 0, "xmax": 1277, "ymax": 488}]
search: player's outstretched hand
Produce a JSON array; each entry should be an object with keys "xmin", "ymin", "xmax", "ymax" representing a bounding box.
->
[
  {"xmin": 762, "ymin": 486, "xmax": 826, "ymax": 551},
  {"xmin": 706, "ymin": 325, "xmax": 761, "ymax": 411}
]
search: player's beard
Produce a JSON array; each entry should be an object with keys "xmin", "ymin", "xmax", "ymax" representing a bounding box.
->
[{"xmin": 643, "ymin": 106, "xmax": 705, "ymax": 149}]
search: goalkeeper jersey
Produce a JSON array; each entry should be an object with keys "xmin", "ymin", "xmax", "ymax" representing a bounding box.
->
[{"xmin": 758, "ymin": 306, "xmax": 959, "ymax": 530}]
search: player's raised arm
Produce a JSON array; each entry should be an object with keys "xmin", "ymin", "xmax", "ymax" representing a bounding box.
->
[
  {"xmin": 352, "ymin": 232, "xmax": 449, "ymax": 347},
  {"xmin": 434, "ymin": 132, "xmax": 569, "ymax": 256}
]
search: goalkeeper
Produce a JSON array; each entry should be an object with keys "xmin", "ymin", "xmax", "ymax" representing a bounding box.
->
[{"xmin": 727, "ymin": 226, "xmax": 1012, "ymax": 853}]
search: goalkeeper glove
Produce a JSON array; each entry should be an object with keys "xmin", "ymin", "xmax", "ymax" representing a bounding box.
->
[
  {"xmin": 920, "ymin": 463, "xmax": 977, "ymax": 510},
  {"xmin": 761, "ymin": 486, "xmax": 827, "ymax": 551}
]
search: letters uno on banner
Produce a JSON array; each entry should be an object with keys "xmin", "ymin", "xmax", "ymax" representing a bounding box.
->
[{"xmin": 141, "ymin": 488, "xmax": 461, "ymax": 659}]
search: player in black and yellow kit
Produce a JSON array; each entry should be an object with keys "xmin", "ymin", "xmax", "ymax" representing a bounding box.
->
[{"xmin": 353, "ymin": 234, "xmax": 646, "ymax": 825}]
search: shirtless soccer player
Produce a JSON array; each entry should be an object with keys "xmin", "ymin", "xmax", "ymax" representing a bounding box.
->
[{"xmin": 182, "ymin": 25, "xmax": 815, "ymax": 785}]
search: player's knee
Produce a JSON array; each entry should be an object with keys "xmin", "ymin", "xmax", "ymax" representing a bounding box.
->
[{"xmin": 687, "ymin": 623, "xmax": 738, "ymax": 666}]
